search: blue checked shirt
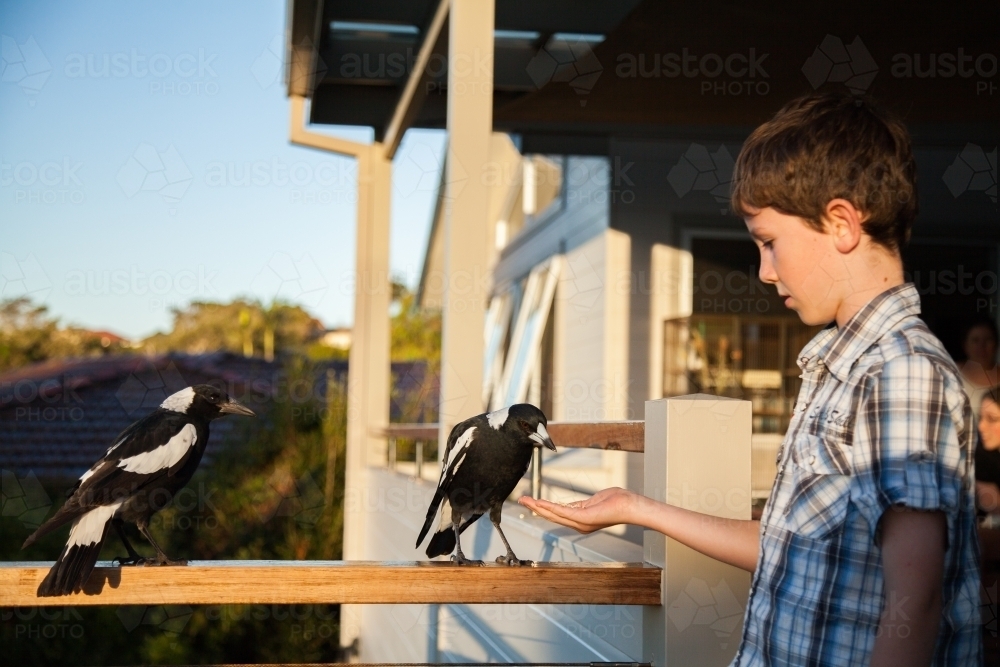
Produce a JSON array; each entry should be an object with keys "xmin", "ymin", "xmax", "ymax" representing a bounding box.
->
[{"xmin": 732, "ymin": 283, "xmax": 982, "ymax": 666}]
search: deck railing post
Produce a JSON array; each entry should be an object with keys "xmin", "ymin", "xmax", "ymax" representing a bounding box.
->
[
  {"xmin": 415, "ymin": 440, "xmax": 424, "ymax": 480},
  {"xmin": 642, "ymin": 394, "xmax": 752, "ymax": 665},
  {"xmin": 427, "ymin": 602, "xmax": 440, "ymax": 662},
  {"xmin": 530, "ymin": 447, "xmax": 542, "ymax": 498}
]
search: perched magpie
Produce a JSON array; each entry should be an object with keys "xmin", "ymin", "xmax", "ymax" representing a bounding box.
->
[
  {"xmin": 416, "ymin": 403, "xmax": 556, "ymax": 566},
  {"xmin": 22, "ymin": 384, "xmax": 255, "ymax": 596}
]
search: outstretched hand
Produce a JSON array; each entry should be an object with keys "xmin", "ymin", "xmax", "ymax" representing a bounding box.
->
[
  {"xmin": 518, "ymin": 487, "xmax": 641, "ymax": 534},
  {"xmin": 521, "ymin": 486, "xmax": 762, "ymax": 572}
]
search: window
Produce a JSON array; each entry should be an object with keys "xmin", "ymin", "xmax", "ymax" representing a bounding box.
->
[
  {"xmin": 482, "ymin": 292, "xmax": 513, "ymax": 407},
  {"xmin": 489, "ymin": 257, "xmax": 562, "ymax": 410},
  {"xmin": 663, "ymin": 314, "xmax": 821, "ymax": 433},
  {"xmin": 663, "ymin": 314, "xmax": 823, "ymax": 499}
]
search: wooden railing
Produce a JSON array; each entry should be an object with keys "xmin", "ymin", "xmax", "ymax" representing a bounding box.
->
[
  {"xmin": 374, "ymin": 421, "xmax": 645, "ymax": 452},
  {"xmin": 1, "ymin": 561, "xmax": 660, "ymax": 607}
]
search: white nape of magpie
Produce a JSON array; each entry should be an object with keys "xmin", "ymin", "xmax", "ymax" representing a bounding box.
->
[
  {"xmin": 22, "ymin": 384, "xmax": 255, "ymax": 597},
  {"xmin": 416, "ymin": 403, "xmax": 555, "ymax": 566}
]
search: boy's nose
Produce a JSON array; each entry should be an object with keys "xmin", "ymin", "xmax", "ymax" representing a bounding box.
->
[{"xmin": 758, "ymin": 257, "xmax": 779, "ymax": 284}]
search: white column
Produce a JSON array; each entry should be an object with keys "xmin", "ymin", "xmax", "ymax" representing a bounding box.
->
[
  {"xmin": 438, "ymin": 0, "xmax": 495, "ymax": 446},
  {"xmin": 341, "ymin": 144, "xmax": 392, "ymax": 649},
  {"xmin": 643, "ymin": 394, "xmax": 752, "ymax": 665}
]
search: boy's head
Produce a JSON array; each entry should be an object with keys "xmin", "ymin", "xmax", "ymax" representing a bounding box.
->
[{"xmin": 732, "ymin": 92, "xmax": 917, "ymax": 326}]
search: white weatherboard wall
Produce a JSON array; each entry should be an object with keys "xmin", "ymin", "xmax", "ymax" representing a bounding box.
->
[
  {"xmin": 554, "ymin": 228, "xmax": 631, "ymax": 424},
  {"xmin": 545, "ymin": 229, "xmax": 637, "ymax": 510},
  {"xmin": 358, "ymin": 468, "xmax": 643, "ymax": 663}
]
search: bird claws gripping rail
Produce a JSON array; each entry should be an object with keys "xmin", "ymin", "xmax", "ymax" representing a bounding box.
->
[{"xmin": 495, "ymin": 554, "xmax": 534, "ymax": 567}]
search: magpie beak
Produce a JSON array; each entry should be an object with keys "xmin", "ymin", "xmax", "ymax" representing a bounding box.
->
[
  {"xmin": 528, "ymin": 422, "xmax": 556, "ymax": 451},
  {"xmin": 219, "ymin": 398, "xmax": 255, "ymax": 416}
]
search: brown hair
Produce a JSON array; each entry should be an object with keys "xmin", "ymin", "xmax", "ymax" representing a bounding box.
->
[
  {"xmin": 983, "ymin": 385, "xmax": 1000, "ymax": 407},
  {"xmin": 731, "ymin": 92, "xmax": 917, "ymax": 252}
]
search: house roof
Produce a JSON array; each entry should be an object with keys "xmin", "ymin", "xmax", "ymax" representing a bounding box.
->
[
  {"xmin": 288, "ymin": 0, "xmax": 998, "ymax": 153},
  {"xmin": 0, "ymin": 353, "xmax": 438, "ymax": 480}
]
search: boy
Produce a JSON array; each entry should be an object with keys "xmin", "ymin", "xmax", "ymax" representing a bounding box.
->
[{"xmin": 520, "ymin": 93, "xmax": 982, "ymax": 666}]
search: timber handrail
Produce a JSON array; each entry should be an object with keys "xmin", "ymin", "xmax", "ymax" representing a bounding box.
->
[
  {"xmin": 1, "ymin": 561, "xmax": 661, "ymax": 607},
  {"xmin": 374, "ymin": 421, "xmax": 645, "ymax": 453}
]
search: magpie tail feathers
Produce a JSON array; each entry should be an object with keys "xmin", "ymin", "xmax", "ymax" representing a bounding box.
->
[
  {"xmin": 36, "ymin": 525, "xmax": 111, "ymax": 597},
  {"xmin": 415, "ymin": 488, "xmax": 444, "ymax": 548},
  {"xmin": 35, "ymin": 503, "xmax": 119, "ymax": 596},
  {"xmin": 424, "ymin": 512, "xmax": 481, "ymax": 559},
  {"xmin": 425, "ymin": 527, "xmax": 456, "ymax": 558}
]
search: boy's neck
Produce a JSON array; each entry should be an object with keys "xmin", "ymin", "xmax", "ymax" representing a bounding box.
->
[{"xmin": 833, "ymin": 253, "xmax": 905, "ymax": 328}]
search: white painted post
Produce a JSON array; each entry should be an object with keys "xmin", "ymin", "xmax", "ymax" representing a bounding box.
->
[
  {"xmin": 437, "ymin": 0, "xmax": 495, "ymax": 450},
  {"xmin": 341, "ymin": 145, "xmax": 392, "ymax": 651},
  {"xmin": 643, "ymin": 394, "xmax": 753, "ymax": 665}
]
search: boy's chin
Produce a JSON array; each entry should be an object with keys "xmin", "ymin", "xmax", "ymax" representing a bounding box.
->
[{"xmin": 787, "ymin": 305, "xmax": 832, "ymax": 327}]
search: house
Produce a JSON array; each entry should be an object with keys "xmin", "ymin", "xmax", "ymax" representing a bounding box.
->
[
  {"xmin": 284, "ymin": 0, "xmax": 998, "ymax": 662},
  {"xmin": 321, "ymin": 327, "xmax": 353, "ymax": 351}
]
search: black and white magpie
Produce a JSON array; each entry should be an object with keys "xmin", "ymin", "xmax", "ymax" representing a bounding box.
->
[
  {"xmin": 22, "ymin": 384, "xmax": 255, "ymax": 597},
  {"xmin": 416, "ymin": 403, "xmax": 556, "ymax": 566}
]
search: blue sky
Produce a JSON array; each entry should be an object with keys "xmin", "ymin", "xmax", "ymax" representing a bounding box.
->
[{"xmin": 0, "ymin": 0, "xmax": 445, "ymax": 339}]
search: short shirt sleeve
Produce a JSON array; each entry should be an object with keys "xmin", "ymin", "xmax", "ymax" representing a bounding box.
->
[{"xmin": 851, "ymin": 354, "xmax": 971, "ymax": 541}]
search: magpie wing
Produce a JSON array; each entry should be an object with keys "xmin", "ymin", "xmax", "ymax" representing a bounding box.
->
[
  {"xmin": 437, "ymin": 421, "xmax": 466, "ymax": 477},
  {"xmin": 23, "ymin": 411, "xmax": 197, "ymax": 548},
  {"xmin": 416, "ymin": 418, "xmax": 478, "ymax": 548}
]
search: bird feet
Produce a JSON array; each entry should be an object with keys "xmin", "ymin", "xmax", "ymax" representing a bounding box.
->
[
  {"xmin": 146, "ymin": 555, "xmax": 188, "ymax": 566},
  {"xmin": 113, "ymin": 553, "xmax": 186, "ymax": 566},
  {"xmin": 123, "ymin": 554, "xmax": 188, "ymax": 566},
  {"xmin": 112, "ymin": 555, "xmax": 145, "ymax": 566},
  {"xmin": 495, "ymin": 554, "xmax": 534, "ymax": 567},
  {"xmin": 450, "ymin": 554, "xmax": 484, "ymax": 566}
]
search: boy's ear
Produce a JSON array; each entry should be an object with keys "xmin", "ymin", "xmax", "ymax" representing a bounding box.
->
[{"xmin": 823, "ymin": 198, "xmax": 865, "ymax": 254}]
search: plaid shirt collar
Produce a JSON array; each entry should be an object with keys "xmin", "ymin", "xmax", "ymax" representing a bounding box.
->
[{"xmin": 796, "ymin": 282, "xmax": 922, "ymax": 383}]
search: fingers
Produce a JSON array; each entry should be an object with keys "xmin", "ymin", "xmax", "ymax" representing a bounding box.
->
[
  {"xmin": 519, "ymin": 496, "xmax": 579, "ymax": 516},
  {"xmin": 528, "ymin": 506, "xmax": 593, "ymax": 534},
  {"xmin": 518, "ymin": 497, "xmax": 594, "ymax": 533},
  {"xmin": 519, "ymin": 496, "xmax": 568, "ymax": 515}
]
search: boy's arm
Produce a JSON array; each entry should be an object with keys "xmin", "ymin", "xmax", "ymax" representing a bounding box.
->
[
  {"xmin": 869, "ymin": 507, "xmax": 946, "ymax": 667},
  {"xmin": 519, "ymin": 488, "xmax": 761, "ymax": 572}
]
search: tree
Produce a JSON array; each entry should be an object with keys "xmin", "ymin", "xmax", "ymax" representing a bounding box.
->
[
  {"xmin": 390, "ymin": 280, "xmax": 441, "ymax": 365},
  {"xmin": 0, "ymin": 298, "xmax": 127, "ymax": 372},
  {"xmin": 141, "ymin": 300, "xmax": 325, "ymax": 358}
]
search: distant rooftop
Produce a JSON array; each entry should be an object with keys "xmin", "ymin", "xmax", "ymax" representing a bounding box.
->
[{"xmin": 0, "ymin": 352, "xmax": 438, "ymax": 480}]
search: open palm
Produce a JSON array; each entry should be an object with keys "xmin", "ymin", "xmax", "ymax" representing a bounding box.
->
[{"xmin": 518, "ymin": 487, "xmax": 639, "ymax": 534}]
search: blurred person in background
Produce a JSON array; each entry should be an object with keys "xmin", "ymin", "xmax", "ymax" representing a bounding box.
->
[
  {"xmin": 960, "ymin": 317, "xmax": 999, "ymax": 424},
  {"xmin": 976, "ymin": 386, "xmax": 1000, "ymax": 521},
  {"xmin": 976, "ymin": 385, "xmax": 1000, "ymax": 661}
]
